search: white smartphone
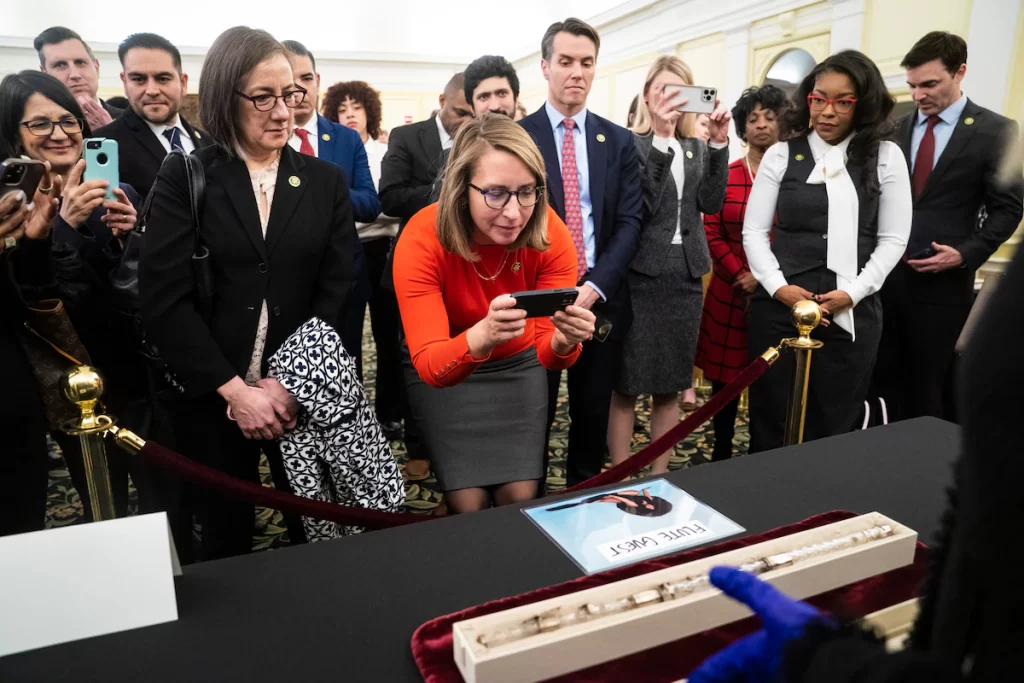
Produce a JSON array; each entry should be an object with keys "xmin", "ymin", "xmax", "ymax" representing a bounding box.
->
[{"xmin": 665, "ymin": 84, "xmax": 718, "ymax": 114}]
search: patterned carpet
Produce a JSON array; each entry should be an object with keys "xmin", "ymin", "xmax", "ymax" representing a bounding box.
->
[{"xmin": 45, "ymin": 323, "xmax": 750, "ymax": 550}]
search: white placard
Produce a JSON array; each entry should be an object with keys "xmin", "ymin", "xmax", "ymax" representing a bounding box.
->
[{"xmin": 0, "ymin": 512, "xmax": 180, "ymax": 656}]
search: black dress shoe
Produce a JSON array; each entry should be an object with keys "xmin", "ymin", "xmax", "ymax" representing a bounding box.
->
[{"xmin": 380, "ymin": 420, "xmax": 404, "ymax": 441}]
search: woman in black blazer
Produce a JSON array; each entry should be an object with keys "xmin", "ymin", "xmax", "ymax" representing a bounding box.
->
[{"xmin": 140, "ymin": 27, "xmax": 358, "ymax": 561}]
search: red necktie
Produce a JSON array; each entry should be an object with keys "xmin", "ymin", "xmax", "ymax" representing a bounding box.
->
[
  {"xmin": 295, "ymin": 128, "xmax": 314, "ymax": 156},
  {"xmin": 912, "ymin": 115, "xmax": 940, "ymax": 198},
  {"xmin": 560, "ymin": 118, "xmax": 587, "ymax": 280}
]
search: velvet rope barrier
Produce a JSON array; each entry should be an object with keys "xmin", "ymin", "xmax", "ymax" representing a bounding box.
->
[
  {"xmin": 115, "ymin": 351, "xmax": 775, "ymax": 530},
  {"xmin": 563, "ymin": 353, "xmax": 773, "ymax": 494}
]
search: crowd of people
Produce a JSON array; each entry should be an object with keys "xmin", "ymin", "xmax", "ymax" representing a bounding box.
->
[{"xmin": 1, "ymin": 20, "xmax": 1021, "ymax": 568}]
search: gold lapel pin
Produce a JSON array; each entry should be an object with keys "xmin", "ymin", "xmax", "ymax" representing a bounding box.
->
[
  {"xmin": 596, "ymin": 133, "xmax": 606, "ymax": 142},
  {"xmin": 794, "ymin": 153, "xmax": 805, "ymax": 161},
  {"xmin": 685, "ymin": 150, "xmax": 693, "ymax": 159},
  {"xmin": 964, "ymin": 117, "xmax": 975, "ymax": 126},
  {"xmin": 322, "ymin": 133, "xmax": 331, "ymax": 141},
  {"xmin": 288, "ymin": 176, "xmax": 301, "ymax": 187}
]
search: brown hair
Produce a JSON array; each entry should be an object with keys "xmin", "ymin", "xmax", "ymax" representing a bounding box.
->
[
  {"xmin": 632, "ymin": 56, "xmax": 696, "ymax": 139},
  {"xmin": 436, "ymin": 114, "xmax": 549, "ymax": 261},
  {"xmin": 199, "ymin": 26, "xmax": 286, "ymax": 158},
  {"xmin": 542, "ymin": 17, "xmax": 600, "ymax": 61},
  {"xmin": 321, "ymin": 81, "xmax": 383, "ymax": 140},
  {"xmin": 901, "ymin": 31, "xmax": 967, "ymax": 74}
]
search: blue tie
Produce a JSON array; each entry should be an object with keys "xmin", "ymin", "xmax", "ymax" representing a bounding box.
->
[{"xmin": 162, "ymin": 127, "xmax": 185, "ymax": 152}]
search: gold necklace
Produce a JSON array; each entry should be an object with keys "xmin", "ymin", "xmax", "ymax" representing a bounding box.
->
[{"xmin": 471, "ymin": 249, "xmax": 510, "ymax": 281}]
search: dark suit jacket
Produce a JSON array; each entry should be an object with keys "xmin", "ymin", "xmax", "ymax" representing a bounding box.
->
[
  {"xmin": 94, "ymin": 107, "xmax": 212, "ymax": 201},
  {"xmin": 519, "ymin": 106, "xmax": 643, "ymax": 308},
  {"xmin": 140, "ymin": 145, "xmax": 358, "ymax": 397},
  {"xmin": 631, "ymin": 134, "xmax": 728, "ymax": 279},
  {"xmin": 100, "ymin": 99, "xmax": 124, "ymax": 121},
  {"xmin": 898, "ymin": 98, "xmax": 1023, "ymax": 281},
  {"xmin": 315, "ymin": 114, "xmax": 380, "ymax": 223}
]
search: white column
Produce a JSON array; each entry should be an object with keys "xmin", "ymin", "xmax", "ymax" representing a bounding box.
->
[
  {"xmin": 963, "ymin": 0, "xmax": 1023, "ymax": 114},
  {"xmin": 829, "ymin": 0, "xmax": 865, "ymax": 54},
  {"xmin": 724, "ymin": 24, "xmax": 751, "ymax": 161}
]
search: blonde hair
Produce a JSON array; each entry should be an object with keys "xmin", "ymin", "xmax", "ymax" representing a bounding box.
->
[
  {"xmin": 436, "ymin": 114, "xmax": 550, "ymax": 261},
  {"xmin": 632, "ymin": 55, "xmax": 696, "ymax": 139}
]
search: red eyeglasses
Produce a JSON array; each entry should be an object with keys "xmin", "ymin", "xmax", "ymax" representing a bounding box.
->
[{"xmin": 807, "ymin": 94, "xmax": 857, "ymax": 114}]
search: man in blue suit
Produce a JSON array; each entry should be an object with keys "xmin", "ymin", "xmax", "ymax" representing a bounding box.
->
[
  {"xmin": 519, "ymin": 18, "xmax": 642, "ymax": 487},
  {"xmin": 284, "ymin": 41, "xmax": 383, "ymax": 394}
]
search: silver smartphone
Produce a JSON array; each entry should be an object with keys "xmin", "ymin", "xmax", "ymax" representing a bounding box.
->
[{"xmin": 665, "ymin": 84, "xmax": 718, "ymax": 114}]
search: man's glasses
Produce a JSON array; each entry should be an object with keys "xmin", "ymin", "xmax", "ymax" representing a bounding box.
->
[
  {"xmin": 20, "ymin": 117, "xmax": 85, "ymax": 137},
  {"xmin": 468, "ymin": 183, "xmax": 544, "ymax": 209},
  {"xmin": 807, "ymin": 95, "xmax": 857, "ymax": 114},
  {"xmin": 236, "ymin": 88, "xmax": 307, "ymax": 112}
]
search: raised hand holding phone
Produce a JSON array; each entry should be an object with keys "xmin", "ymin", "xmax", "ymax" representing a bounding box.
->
[
  {"xmin": 467, "ymin": 294, "xmax": 528, "ymax": 359},
  {"xmin": 59, "ymin": 159, "xmax": 108, "ymax": 229}
]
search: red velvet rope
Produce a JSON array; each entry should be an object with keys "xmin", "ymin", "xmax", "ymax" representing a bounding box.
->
[{"xmin": 136, "ymin": 354, "xmax": 773, "ymax": 529}]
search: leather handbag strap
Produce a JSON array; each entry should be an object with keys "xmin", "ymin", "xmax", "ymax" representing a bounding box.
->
[
  {"xmin": 130, "ymin": 149, "xmax": 206, "ymax": 255},
  {"xmin": 22, "ymin": 321, "xmax": 85, "ymax": 366}
]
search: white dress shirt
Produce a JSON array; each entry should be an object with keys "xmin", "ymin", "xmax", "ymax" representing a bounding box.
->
[
  {"xmin": 357, "ymin": 137, "xmax": 399, "ymax": 241},
  {"xmin": 742, "ymin": 131, "xmax": 911, "ymax": 338},
  {"xmin": 288, "ymin": 114, "xmax": 320, "ymax": 157},
  {"xmin": 146, "ymin": 117, "xmax": 196, "ymax": 155},
  {"xmin": 435, "ymin": 115, "xmax": 452, "ymax": 150}
]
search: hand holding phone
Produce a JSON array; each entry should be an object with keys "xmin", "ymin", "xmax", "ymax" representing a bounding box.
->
[
  {"xmin": 0, "ymin": 158, "xmax": 46, "ymax": 205},
  {"xmin": 467, "ymin": 294, "xmax": 528, "ymax": 359},
  {"xmin": 510, "ymin": 288, "xmax": 579, "ymax": 318},
  {"xmin": 552, "ymin": 305, "xmax": 597, "ymax": 349},
  {"xmin": 664, "ymin": 84, "xmax": 719, "ymax": 115}
]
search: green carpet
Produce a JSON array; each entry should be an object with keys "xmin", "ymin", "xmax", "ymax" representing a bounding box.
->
[{"xmin": 45, "ymin": 323, "xmax": 749, "ymax": 551}]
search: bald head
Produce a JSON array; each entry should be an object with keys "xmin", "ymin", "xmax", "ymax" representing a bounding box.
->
[{"xmin": 438, "ymin": 71, "xmax": 472, "ymax": 136}]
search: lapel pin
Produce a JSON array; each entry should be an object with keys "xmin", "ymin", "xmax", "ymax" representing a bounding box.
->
[
  {"xmin": 596, "ymin": 133, "xmax": 606, "ymax": 142},
  {"xmin": 685, "ymin": 150, "xmax": 693, "ymax": 159},
  {"xmin": 964, "ymin": 117, "xmax": 974, "ymax": 126},
  {"xmin": 289, "ymin": 175, "xmax": 301, "ymax": 187},
  {"xmin": 794, "ymin": 153, "xmax": 805, "ymax": 161},
  {"xmin": 194, "ymin": 131, "xmax": 201, "ymax": 139},
  {"xmin": 322, "ymin": 133, "xmax": 331, "ymax": 141}
]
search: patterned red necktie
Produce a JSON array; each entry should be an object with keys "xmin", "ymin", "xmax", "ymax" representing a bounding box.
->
[
  {"xmin": 295, "ymin": 127, "xmax": 315, "ymax": 156},
  {"xmin": 912, "ymin": 115, "xmax": 940, "ymax": 198},
  {"xmin": 560, "ymin": 118, "xmax": 587, "ymax": 280}
]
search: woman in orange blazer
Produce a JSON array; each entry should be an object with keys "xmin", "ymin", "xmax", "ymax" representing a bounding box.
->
[{"xmin": 393, "ymin": 114, "xmax": 595, "ymax": 513}]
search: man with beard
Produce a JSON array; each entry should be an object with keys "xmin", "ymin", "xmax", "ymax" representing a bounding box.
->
[
  {"xmin": 463, "ymin": 55, "xmax": 520, "ymax": 118},
  {"xmin": 94, "ymin": 33, "xmax": 211, "ymax": 199},
  {"xmin": 34, "ymin": 26, "xmax": 123, "ymax": 130}
]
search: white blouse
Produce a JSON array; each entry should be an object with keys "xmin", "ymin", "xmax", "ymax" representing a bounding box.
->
[
  {"xmin": 742, "ymin": 131, "xmax": 911, "ymax": 337},
  {"xmin": 358, "ymin": 137, "xmax": 399, "ymax": 241},
  {"xmin": 244, "ymin": 157, "xmax": 280, "ymax": 385}
]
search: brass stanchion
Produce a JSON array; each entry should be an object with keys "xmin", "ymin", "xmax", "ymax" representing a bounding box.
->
[
  {"xmin": 782, "ymin": 301, "xmax": 824, "ymax": 446},
  {"xmin": 60, "ymin": 366, "xmax": 117, "ymax": 521}
]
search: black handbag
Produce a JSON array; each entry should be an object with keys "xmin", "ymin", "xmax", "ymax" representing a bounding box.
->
[{"xmin": 110, "ymin": 150, "xmax": 210, "ymax": 393}]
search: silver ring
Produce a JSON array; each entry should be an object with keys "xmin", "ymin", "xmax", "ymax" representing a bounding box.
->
[
  {"xmin": 37, "ymin": 184, "xmax": 54, "ymax": 195},
  {"xmin": 3, "ymin": 235, "xmax": 17, "ymax": 251}
]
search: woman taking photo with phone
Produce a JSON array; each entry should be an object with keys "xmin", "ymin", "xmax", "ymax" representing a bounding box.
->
[
  {"xmin": 743, "ymin": 50, "xmax": 912, "ymax": 452},
  {"xmin": 393, "ymin": 114, "xmax": 595, "ymax": 513},
  {"xmin": 608, "ymin": 56, "xmax": 730, "ymax": 475}
]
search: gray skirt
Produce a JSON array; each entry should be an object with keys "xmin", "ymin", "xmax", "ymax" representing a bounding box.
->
[
  {"xmin": 403, "ymin": 346, "xmax": 547, "ymax": 491},
  {"xmin": 618, "ymin": 244, "xmax": 704, "ymax": 395}
]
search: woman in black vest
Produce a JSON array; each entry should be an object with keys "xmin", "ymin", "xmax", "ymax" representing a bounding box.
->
[{"xmin": 743, "ymin": 51, "xmax": 912, "ymax": 452}]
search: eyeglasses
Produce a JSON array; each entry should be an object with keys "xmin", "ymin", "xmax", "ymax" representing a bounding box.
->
[
  {"xmin": 468, "ymin": 183, "xmax": 544, "ymax": 209},
  {"xmin": 807, "ymin": 95, "xmax": 857, "ymax": 114},
  {"xmin": 20, "ymin": 117, "xmax": 85, "ymax": 137},
  {"xmin": 236, "ymin": 88, "xmax": 307, "ymax": 112}
]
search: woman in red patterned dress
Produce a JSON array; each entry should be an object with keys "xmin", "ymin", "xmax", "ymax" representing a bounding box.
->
[{"xmin": 695, "ymin": 85, "xmax": 788, "ymax": 461}]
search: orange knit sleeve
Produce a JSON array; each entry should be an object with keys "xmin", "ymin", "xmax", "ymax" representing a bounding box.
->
[
  {"xmin": 533, "ymin": 209, "xmax": 583, "ymax": 370},
  {"xmin": 392, "ymin": 206, "xmax": 488, "ymax": 388}
]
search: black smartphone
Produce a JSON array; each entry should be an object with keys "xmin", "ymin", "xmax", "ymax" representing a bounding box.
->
[
  {"xmin": 510, "ymin": 288, "xmax": 578, "ymax": 318},
  {"xmin": 907, "ymin": 246, "xmax": 936, "ymax": 260},
  {"xmin": 0, "ymin": 158, "xmax": 46, "ymax": 207}
]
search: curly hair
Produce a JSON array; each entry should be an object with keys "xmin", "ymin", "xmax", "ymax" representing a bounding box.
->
[
  {"xmin": 783, "ymin": 50, "xmax": 895, "ymax": 195},
  {"xmin": 731, "ymin": 84, "xmax": 789, "ymax": 142},
  {"xmin": 321, "ymin": 80, "xmax": 382, "ymax": 140}
]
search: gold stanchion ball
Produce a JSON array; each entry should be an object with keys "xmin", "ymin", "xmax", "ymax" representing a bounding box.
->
[
  {"xmin": 60, "ymin": 365, "xmax": 105, "ymax": 404},
  {"xmin": 791, "ymin": 300, "xmax": 823, "ymax": 336}
]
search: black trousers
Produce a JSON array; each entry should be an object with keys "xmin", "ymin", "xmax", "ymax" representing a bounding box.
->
[
  {"xmin": 545, "ymin": 338, "xmax": 623, "ymax": 487},
  {"xmin": 170, "ymin": 394, "xmax": 307, "ymax": 562},
  {"xmin": 871, "ymin": 262, "xmax": 972, "ymax": 423},
  {"xmin": 0, "ymin": 327, "xmax": 49, "ymax": 537},
  {"xmin": 362, "ymin": 237, "xmax": 404, "ymax": 424},
  {"xmin": 710, "ymin": 381, "xmax": 740, "ymax": 462},
  {"xmin": 746, "ymin": 269, "xmax": 881, "ymax": 453}
]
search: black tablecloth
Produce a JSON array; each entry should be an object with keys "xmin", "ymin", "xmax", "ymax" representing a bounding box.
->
[{"xmin": 1, "ymin": 418, "xmax": 958, "ymax": 682}]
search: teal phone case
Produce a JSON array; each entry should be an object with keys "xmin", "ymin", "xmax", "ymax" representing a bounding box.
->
[{"xmin": 83, "ymin": 138, "xmax": 119, "ymax": 201}]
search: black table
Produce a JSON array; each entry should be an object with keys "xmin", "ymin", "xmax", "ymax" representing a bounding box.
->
[{"xmin": 1, "ymin": 418, "xmax": 958, "ymax": 682}]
